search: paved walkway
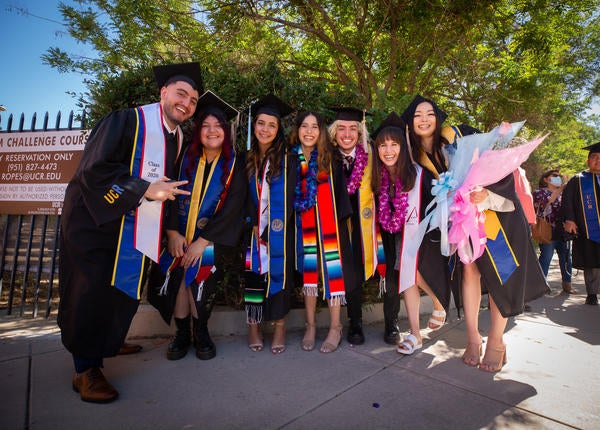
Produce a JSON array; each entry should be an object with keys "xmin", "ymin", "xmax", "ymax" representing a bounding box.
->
[{"xmin": 1, "ymin": 262, "xmax": 598, "ymax": 429}]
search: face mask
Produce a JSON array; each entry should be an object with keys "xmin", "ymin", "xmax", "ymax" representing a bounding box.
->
[{"xmin": 549, "ymin": 176, "xmax": 562, "ymax": 187}]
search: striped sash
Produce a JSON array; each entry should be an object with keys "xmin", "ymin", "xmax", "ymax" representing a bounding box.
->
[
  {"xmin": 111, "ymin": 103, "xmax": 167, "ymax": 299},
  {"xmin": 483, "ymin": 210, "xmax": 519, "ymax": 284}
]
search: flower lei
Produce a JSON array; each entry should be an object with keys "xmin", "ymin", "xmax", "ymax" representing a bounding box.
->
[
  {"xmin": 377, "ymin": 168, "xmax": 409, "ymax": 233},
  {"xmin": 346, "ymin": 143, "xmax": 368, "ymax": 195},
  {"xmin": 294, "ymin": 145, "xmax": 318, "ymax": 212}
]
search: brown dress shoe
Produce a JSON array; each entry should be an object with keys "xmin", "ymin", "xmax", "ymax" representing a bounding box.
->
[
  {"xmin": 118, "ymin": 342, "xmax": 142, "ymax": 355},
  {"xmin": 72, "ymin": 367, "xmax": 119, "ymax": 403}
]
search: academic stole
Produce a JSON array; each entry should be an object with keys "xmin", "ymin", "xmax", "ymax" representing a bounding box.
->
[
  {"xmin": 245, "ymin": 156, "xmax": 288, "ymax": 312},
  {"xmin": 298, "ymin": 165, "xmax": 345, "ymax": 304},
  {"xmin": 578, "ymin": 172, "xmax": 600, "ymax": 243},
  {"xmin": 482, "ymin": 210, "xmax": 519, "ymax": 284},
  {"xmin": 395, "ymin": 165, "xmax": 423, "ymax": 293},
  {"xmin": 159, "ymin": 151, "xmax": 234, "ymax": 299},
  {"xmin": 351, "ymin": 146, "xmax": 378, "ymax": 279},
  {"xmin": 111, "ymin": 103, "xmax": 168, "ymax": 299}
]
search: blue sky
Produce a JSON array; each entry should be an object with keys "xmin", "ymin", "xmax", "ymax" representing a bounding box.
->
[{"xmin": 0, "ymin": 0, "xmax": 93, "ymax": 130}]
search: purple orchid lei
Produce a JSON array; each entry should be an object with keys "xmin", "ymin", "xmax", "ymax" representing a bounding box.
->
[
  {"xmin": 346, "ymin": 143, "xmax": 368, "ymax": 195},
  {"xmin": 294, "ymin": 145, "xmax": 318, "ymax": 212},
  {"xmin": 377, "ymin": 167, "xmax": 409, "ymax": 233}
]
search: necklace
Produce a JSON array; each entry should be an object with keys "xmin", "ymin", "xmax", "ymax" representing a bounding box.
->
[
  {"xmin": 377, "ymin": 168, "xmax": 409, "ymax": 233},
  {"xmin": 346, "ymin": 144, "xmax": 368, "ymax": 195},
  {"xmin": 294, "ymin": 145, "xmax": 318, "ymax": 212}
]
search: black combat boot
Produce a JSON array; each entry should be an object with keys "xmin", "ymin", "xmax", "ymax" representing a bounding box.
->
[
  {"xmin": 167, "ymin": 316, "xmax": 191, "ymax": 360},
  {"xmin": 347, "ymin": 320, "xmax": 365, "ymax": 345},
  {"xmin": 384, "ymin": 318, "xmax": 400, "ymax": 345},
  {"xmin": 194, "ymin": 317, "xmax": 216, "ymax": 360}
]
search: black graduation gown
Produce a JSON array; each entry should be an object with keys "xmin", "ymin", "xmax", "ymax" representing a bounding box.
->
[
  {"xmin": 561, "ymin": 172, "xmax": 600, "ymax": 269},
  {"xmin": 58, "ymin": 108, "xmax": 176, "ymax": 359},
  {"xmin": 244, "ymin": 150, "xmax": 298, "ymax": 321},
  {"xmin": 147, "ymin": 150, "xmax": 248, "ymax": 324},
  {"xmin": 380, "ymin": 168, "xmax": 451, "ymax": 308},
  {"xmin": 459, "ymin": 174, "xmax": 549, "ymax": 317}
]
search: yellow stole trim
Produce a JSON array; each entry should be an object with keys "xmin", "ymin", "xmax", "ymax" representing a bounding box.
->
[
  {"xmin": 419, "ymin": 149, "xmax": 440, "ymax": 179},
  {"xmin": 185, "ymin": 153, "xmax": 220, "ymax": 242},
  {"xmin": 358, "ymin": 147, "xmax": 377, "ymax": 279}
]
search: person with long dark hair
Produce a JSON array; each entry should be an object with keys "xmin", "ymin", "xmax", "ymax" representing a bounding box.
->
[
  {"xmin": 149, "ymin": 90, "xmax": 247, "ymax": 361},
  {"xmin": 372, "ymin": 112, "xmax": 450, "ymax": 354},
  {"xmin": 244, "ymin": 94, "xmax": 296, "ymax": 354},
  {"xmin": 290, "ymin": 111, "xmax": 352, "ymax": 353}
]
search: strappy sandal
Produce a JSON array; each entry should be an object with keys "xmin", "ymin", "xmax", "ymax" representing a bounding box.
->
[
  {"xmin": 320, "ymin": 324, "xmax": 342, "ymax": 353},
  {"xmin": 270, "ymin": 320, "xmax": 286, "ymax": 355},
  {"xmin": 480, "ymin": 344, "xmax": 507, "ymax": 373},
  {"xmin": 248, "ymin": 323, "xmax": 263, "ymax": 352},
  {"xmin": 462, "ymin": 342, "xmax": 482, "ymax": 367},
  {"xmin": 428, "ymin": 309, "xmax": 446, "ymax": 330},
  {"xmin": 396, "ymin": 333, "xmax": 423, "ymax": 355},
  {"xmin": 301, "ymin": 322, "xmax": 316, "ymax": 352}
]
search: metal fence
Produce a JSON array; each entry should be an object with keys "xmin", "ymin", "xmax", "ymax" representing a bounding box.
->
[{"xmin": 0, "ymin": 110, "xmax": 86, "ymax": 318}]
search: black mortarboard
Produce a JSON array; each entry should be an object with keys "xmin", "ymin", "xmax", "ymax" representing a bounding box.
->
[
  {"xmin": 371, "ymin": 112, "xmax": 405, "ymax": 140},
  {"xmin": 583, "ymin": 141, "xmax": 600, "ymax": 154},
  {"xmin": 329, "ymin": 106, "xmax": 371, "ymax": 122},
  {"xmin": 195, "ymin": 90, "xmax": 238, "ymax": 121},
  {"xmin": 152, "ymin": 62, "xmax": 204, "ymax": 92},
  {"xmin": 252, "ymin": 94, "xmax": 294, "ymax": 119},
  {"xmin": 400, "ymin": 95, "xmax": 448, "ymax": 126}
]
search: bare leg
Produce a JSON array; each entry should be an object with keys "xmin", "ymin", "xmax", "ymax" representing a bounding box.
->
[
  {"xmin": 320, "ymin": 299, "xmax": 342, "ymax": 353},
  {"xmin": 403, "ymin": 284, "xmax": 422, "ymax": 344},
  {"xmin": 419, "ymin": 282, "xmax": 446, "ymax": 329},
  {"xmin": 461, "ymin": 263, "xmax": 483, "ymax": 366},
  {"xmin": 480, "ymin": 294, "xmax": 508, "ymax": 372},
  {"xmin": 173, "ymin": 278, "xmax": 194, "ymax": 318},
  {"xmin": 248, "ymin": 322, "xmax": 263, "ymax": 352},
  {"xmin": 271, "ymin": 318, "xmax": 286, "ymax": 354},
  {"xmin": 302, "ymin": 295, "xmax": 317, "ymax": 351}
]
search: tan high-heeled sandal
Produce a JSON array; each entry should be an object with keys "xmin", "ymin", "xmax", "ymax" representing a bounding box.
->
[
  {"xmin": 248, "ymin": 323, "xmax": 263, "ymax": 352},
  {"xmin": 302, "ymin": 322, "xmax": 316, "ymax": 351},
  {"xmin": 271, "ymin": 320, "xmax": 286, "ymax": 355},
  {"xmin": 320, "ymin": 324, "xmax": 342, "ymax": 353},
  {"xmin": 462, "ymin": 342, "xmax": 482, "ymax": 367},
  {"xmin": 480, "ymin": 344, "xmax": 507, "ymax": 372}
]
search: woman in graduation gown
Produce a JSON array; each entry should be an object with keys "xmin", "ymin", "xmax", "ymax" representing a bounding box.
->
[
  {"xmin": 398, "ymin": 95, "xmax": 454, "ymax": 332},
  {"xmin": 290, "ymin": 111, "xmax": 352, "ymax": 353},
  {"xmin": 149, "ymin": 91, "xmax": 247, "ymax": 361},
  {"xmin": 244, "ymin": 94, "xmax": 296, "ymax": 354},
  {"xmin": 371, "ymin": 112, "xmax": 450, "ymax": 355}
]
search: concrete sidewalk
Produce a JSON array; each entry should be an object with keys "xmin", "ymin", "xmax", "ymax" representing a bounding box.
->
[{"xmin": 1, "ymin": 264, "xmax": 598, "ymax": 429}]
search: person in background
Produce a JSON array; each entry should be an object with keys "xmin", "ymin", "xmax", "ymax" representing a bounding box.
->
[
  {"xmin": 533, "ymin": 169, "xmax": 574, "ymax": 294},
  {"xmin": 244, "ymin": 94, "xmax": 296, "ymax": 354},
  {"xmin": 562, "ymin": 142, "xmax": 600, "ymax": 305},
  {"xmin": 328, "ymin": 107, "xmax": 377, "ymax": 345},
  {"xmin": 58, "ymin": 63, "xmax": 201, "ymax": 402},
  {"xmin": 148, "ymin": 90, "xmax": 247, "ymax": 361},
  {"xmin": 290, "ymin": 111, "xmax": 352, "ymax": 353}
]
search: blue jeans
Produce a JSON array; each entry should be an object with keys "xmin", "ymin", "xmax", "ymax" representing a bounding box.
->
[{"xmin": 538, "ymin": 240, "xmax": 572, "ymax": 282}]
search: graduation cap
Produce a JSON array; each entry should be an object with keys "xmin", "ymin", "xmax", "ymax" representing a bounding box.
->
[
  {"xmin": 441, "ymin": 123, "xmax": 482, "ymax": 144},
  {"xmin": 583, "ymin": 141, "xmax": 600, "ymax": 154},
  {"xmin": 371, "ymin": 112, "xmax": 405, "ymax": 141},
  {"xmin": 152, "ymin": 62, "xmax": 204, "ymax": 92},
  {"xmin": 329, "ymin": 106, "xmax": 371, "ymax": 122},
  {"xmin": 195, "ymin": 90, "xmax": 238, "ymax": 122},
  {"xmin": 252, "ymin": 94, "xmax": 294, "ymax": 119},
  {"xmin": 400, "ymin": 95, "xmax": 448, "ymax": 126}
]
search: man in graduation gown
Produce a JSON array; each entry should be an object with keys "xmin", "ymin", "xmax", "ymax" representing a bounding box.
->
[
  {"xmin": 562, "ymin": 142, "xmax": 600, "ymax": 305},
  {"xmin": 58, "ymin": 62, "xmax": 202, "ymax": 403},
  {"xmin": 328, "ymin": 107, "xmax": 377, "ymax": 345}
]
